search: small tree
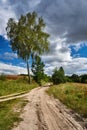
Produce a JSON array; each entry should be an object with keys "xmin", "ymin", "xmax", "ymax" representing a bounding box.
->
[
  {"xmin": 52, "ymin": 67, "xmax": 65, "ymax": 84},
  {"xmin": 0, "ymin": 74, "xmax": 6, "ymax": 81},
  {"xmin": 71, "ymin": 74, "xmax": 80, "ymax": 83},
  {"xmin": 32, "ymin": 56, "xmax": 45, "ymax": 85},
  {"xmin": 81, "ymin": 74, "xmax": 87, "ymax": 83},
  {"xmin": 6, "ymin": 11, "xmax": 49, "ymax": 83},
  {"xmin": 43, "ymin": 74, "xmax": 51, "ymax": 82}
]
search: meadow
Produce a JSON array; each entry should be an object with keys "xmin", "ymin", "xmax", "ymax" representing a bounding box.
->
[
  {"xmin": 0, "ymin": 77, "xmax": 38, "ymax": 96},
  {"xmin": 47, "ymin": 83, "xmax": 87, "ymax": 117},
  {"xmin": 0, "ymin": 77, "xmax": 38, "ymax": 130}
]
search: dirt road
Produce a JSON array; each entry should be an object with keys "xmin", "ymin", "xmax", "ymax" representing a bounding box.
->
[{"xmin": 12, "ymin": 87, "xmax": 86, "ymax": 130}]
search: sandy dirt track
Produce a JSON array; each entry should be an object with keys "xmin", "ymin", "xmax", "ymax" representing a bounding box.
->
[{"xmin": 12, "ymin": 87, "xmax": 87, "ymax": 130}]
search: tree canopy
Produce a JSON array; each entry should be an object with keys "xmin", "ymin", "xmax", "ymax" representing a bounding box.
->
[
  {"xmin": 6, "ymin": 11, "xmax": 50, "ymax": 83},
  {"xmin": 32, "ymin": 55, "xmax": 45, "ymax": 85},
  {"xmin": 52, "ymin": 67, "xmax": 65, "ymax": 84}
]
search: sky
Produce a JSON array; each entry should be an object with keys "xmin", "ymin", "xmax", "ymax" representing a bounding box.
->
[{"xmin": 0, "ymin": 0, "xmax": 87, "ymax": 75}]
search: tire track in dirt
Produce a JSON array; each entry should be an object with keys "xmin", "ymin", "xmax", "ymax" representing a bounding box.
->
[{"xmin": 12, "ymin": 87, "xmax": 87, "ymax": 130}]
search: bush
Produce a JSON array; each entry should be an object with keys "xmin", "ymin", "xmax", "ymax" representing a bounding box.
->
[
  {"xmin": 0, "ymin": 74, "xmax": 6, "ymax": 81},
  {"xmin": 71, "ymin": 74, "xmax": 80, "ymax": 82},
  {"xmin": 65, "ymin": 76, "xmax": 72, "ymax": 82},
  {"xmin": 81, "ymin": 74, "xmax": 87, "ymax": 83},
  {"xmin": 32, "ymin": 56, "xmax": 45, "ymax": 85},
  {"xmin": 52, "ymin": 67, "xmax": 66, "ymax": 84}
]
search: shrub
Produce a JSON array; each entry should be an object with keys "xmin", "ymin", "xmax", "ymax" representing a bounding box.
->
[
  {"xmin": 52, "ymin": 67, "xmax": 66, "ymax": 84},
  {"xmin": 81, "ymin": 74, "xmax": 87, "ymax": 83},
  {"xmin": 0, "ymin": 74, "xmax": 6, "ymax": 81}
]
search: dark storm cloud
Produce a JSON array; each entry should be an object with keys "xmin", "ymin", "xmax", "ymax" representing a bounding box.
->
[
  {"xmin": 36, "ymin": 0, "xmax": 87, "ymax": 44},
  {"xmin": 1, "ymin": 0, "xmax": 87, "ymax": 44},
  {"xmin": 8, "ymin": 0, "xmax": 30, "ymax": 18},
  {"xmin": 1, "ymin": 0, "xmax": 87, "ymax": 75},
  {"xmin": 7, "ymin": 0, "xmax": 40, "ymax": 18}
]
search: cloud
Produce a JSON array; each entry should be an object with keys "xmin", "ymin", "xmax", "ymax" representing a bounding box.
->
[
  {"xmin": 0, "ymin": 0, "xmax": 40, "ymax": 36},
  {"xmin": 37, "ymin": 0, "xmax": 87, "ymax": 44},
  {"xmin": 0, "ymin": 62, "xmax": 27, "ymax": 74},
  {"xmin": 0, "ymin": 52, "xmax": 17, "ymax": 60},
  {"xmin": 0, "ymin": 0, "xmax": 87, "ymax": 75},
  {"xmin": 44, "ymin": 57, "xmax": 87, "ymax": 76},
  {"xmin": 64, "ymin": 57, "xmax": 87, "ymax": 75},
  {"xmin": 42, "ymin": 38, "xmax": 71, "ymax": 64},
  {"xmin": 0, "ymin": 0, "xmax": 16, "ymax": 36},
  {"xmin": 1, "ymin": 0, "xmax": 87, "ymax": 44},
  {"xmin": 72, "ymin": 42, "xmax": 87, "ymax": 52}
]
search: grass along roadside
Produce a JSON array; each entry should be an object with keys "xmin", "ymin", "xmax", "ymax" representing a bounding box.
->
[
  {"xmin": 0, "ymin": 91, "xmax": 28, "ymax": 100},
  {"xmin": 0, "ymin": 79, "xmax": 38, "ymax": 96},
  {"xmin": 0, "ymin": 98, "xmax": 28, "ymax": 130},
  {"xmin": 0, "ymin": 79, "xmax": 38, "ymax": 130},
  {"xmin": 47, "ymin": 83, "xmax": 87, "ymax": 117}
]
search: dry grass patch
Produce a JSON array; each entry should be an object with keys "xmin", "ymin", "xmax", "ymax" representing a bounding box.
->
[{"xmin": 47, "ymin": 83, "xmax": 87, "ymax": 117}]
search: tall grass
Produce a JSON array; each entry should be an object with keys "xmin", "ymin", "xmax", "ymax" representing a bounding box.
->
[
  {"xmin": 0, "ymin": 79, "xmax": 38, "ymax": 96},
  {"xmin": 47, "ymin": 83, "xmax": 87, "ymax": 117}
]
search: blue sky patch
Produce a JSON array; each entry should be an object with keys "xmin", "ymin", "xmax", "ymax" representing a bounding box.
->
[
  {"xmin": 0, "ymin": 35, "xmax": 26, "ymax": 67},
  {"xmin": 70, "ymin": 43, "xmax": 87, "ymax": 58}
]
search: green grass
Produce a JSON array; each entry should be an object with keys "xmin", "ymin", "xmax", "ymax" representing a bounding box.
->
[
  {"xmin": 0, "ymin": 79, "xmax": 38, "ymax": 129},
  {"xmin": 0, "ymin": 79, "xmax": 38, "ymax": 96},
  {"xmin": 47, "ymin": 83, "xmax": 87, "ymax": 117},
  {"xmin": 0, "ymin": 98, "xmax": 28, "ymax": 130}
]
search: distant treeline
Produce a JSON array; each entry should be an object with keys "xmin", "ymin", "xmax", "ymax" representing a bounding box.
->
[
  {"xmin": 51, "ymin": 67, "xmax": 87, "ymax": 84},
  {"xmin": 0, "ymin": 67, "xmax": 87, "ymax": 84},
  {"xmin": 66, "ymin": 74, "xmax": 87, "ymax": 83}
]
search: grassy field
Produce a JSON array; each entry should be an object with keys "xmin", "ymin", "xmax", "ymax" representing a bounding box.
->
[
  {"xmin": 47, "ymin": 83, "xmax": 87, "ymax": 117},
  {"xmin": 0, "ymin": 98, "xmax": 28, "ymax": 130},
  {"xmin": 0, "ymin": 79, "xmax": 38, "ymax": 96},
  {"xmin": 0, "ymin": 78, "xmax": 38, "ymax": 130}
]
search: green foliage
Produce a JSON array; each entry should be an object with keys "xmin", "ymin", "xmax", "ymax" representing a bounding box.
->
[
  {"xmin": 32, "ymin": 56, "xmax": 45, "ymax": 85},
  {"xmin": 65, "ymin": 76, "xmax": 72, "ymax": 82},
  {"xmin": 47, "ymin": 83, "xmax": 87, "ymax": 117},
  {"xmin": 81, "ymin": 74, "xmax": 87, "ymax": 83},
  {"xmin": 6, "ymin": 11, "xmax": 50, "ymax": 83},
  {"xmin": 71, "ymin": 74, "xmax": 80, "ymax": 83},
  {"xmin": 52, "ymin": 66, "xmax": 65, "ymax": 84},
  {"xmin": 0, "ymin": 74, "xmax": 6, "ymax": 81},
  {"xmin": 67, "ymin": 74, "xmax": 87, "ymax": 83},
  {"xmin": 43, "ymin": 74, "xmax": 51, "ymax": 82}
]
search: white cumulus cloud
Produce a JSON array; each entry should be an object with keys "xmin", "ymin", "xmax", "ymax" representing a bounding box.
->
[
  {"xmin": 0, "ymin": 0, "xmax": 87, "ymax": 75},
  {"xmin": 0, "ymin": 62, "xmax": 27, "ymax": 75}
]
